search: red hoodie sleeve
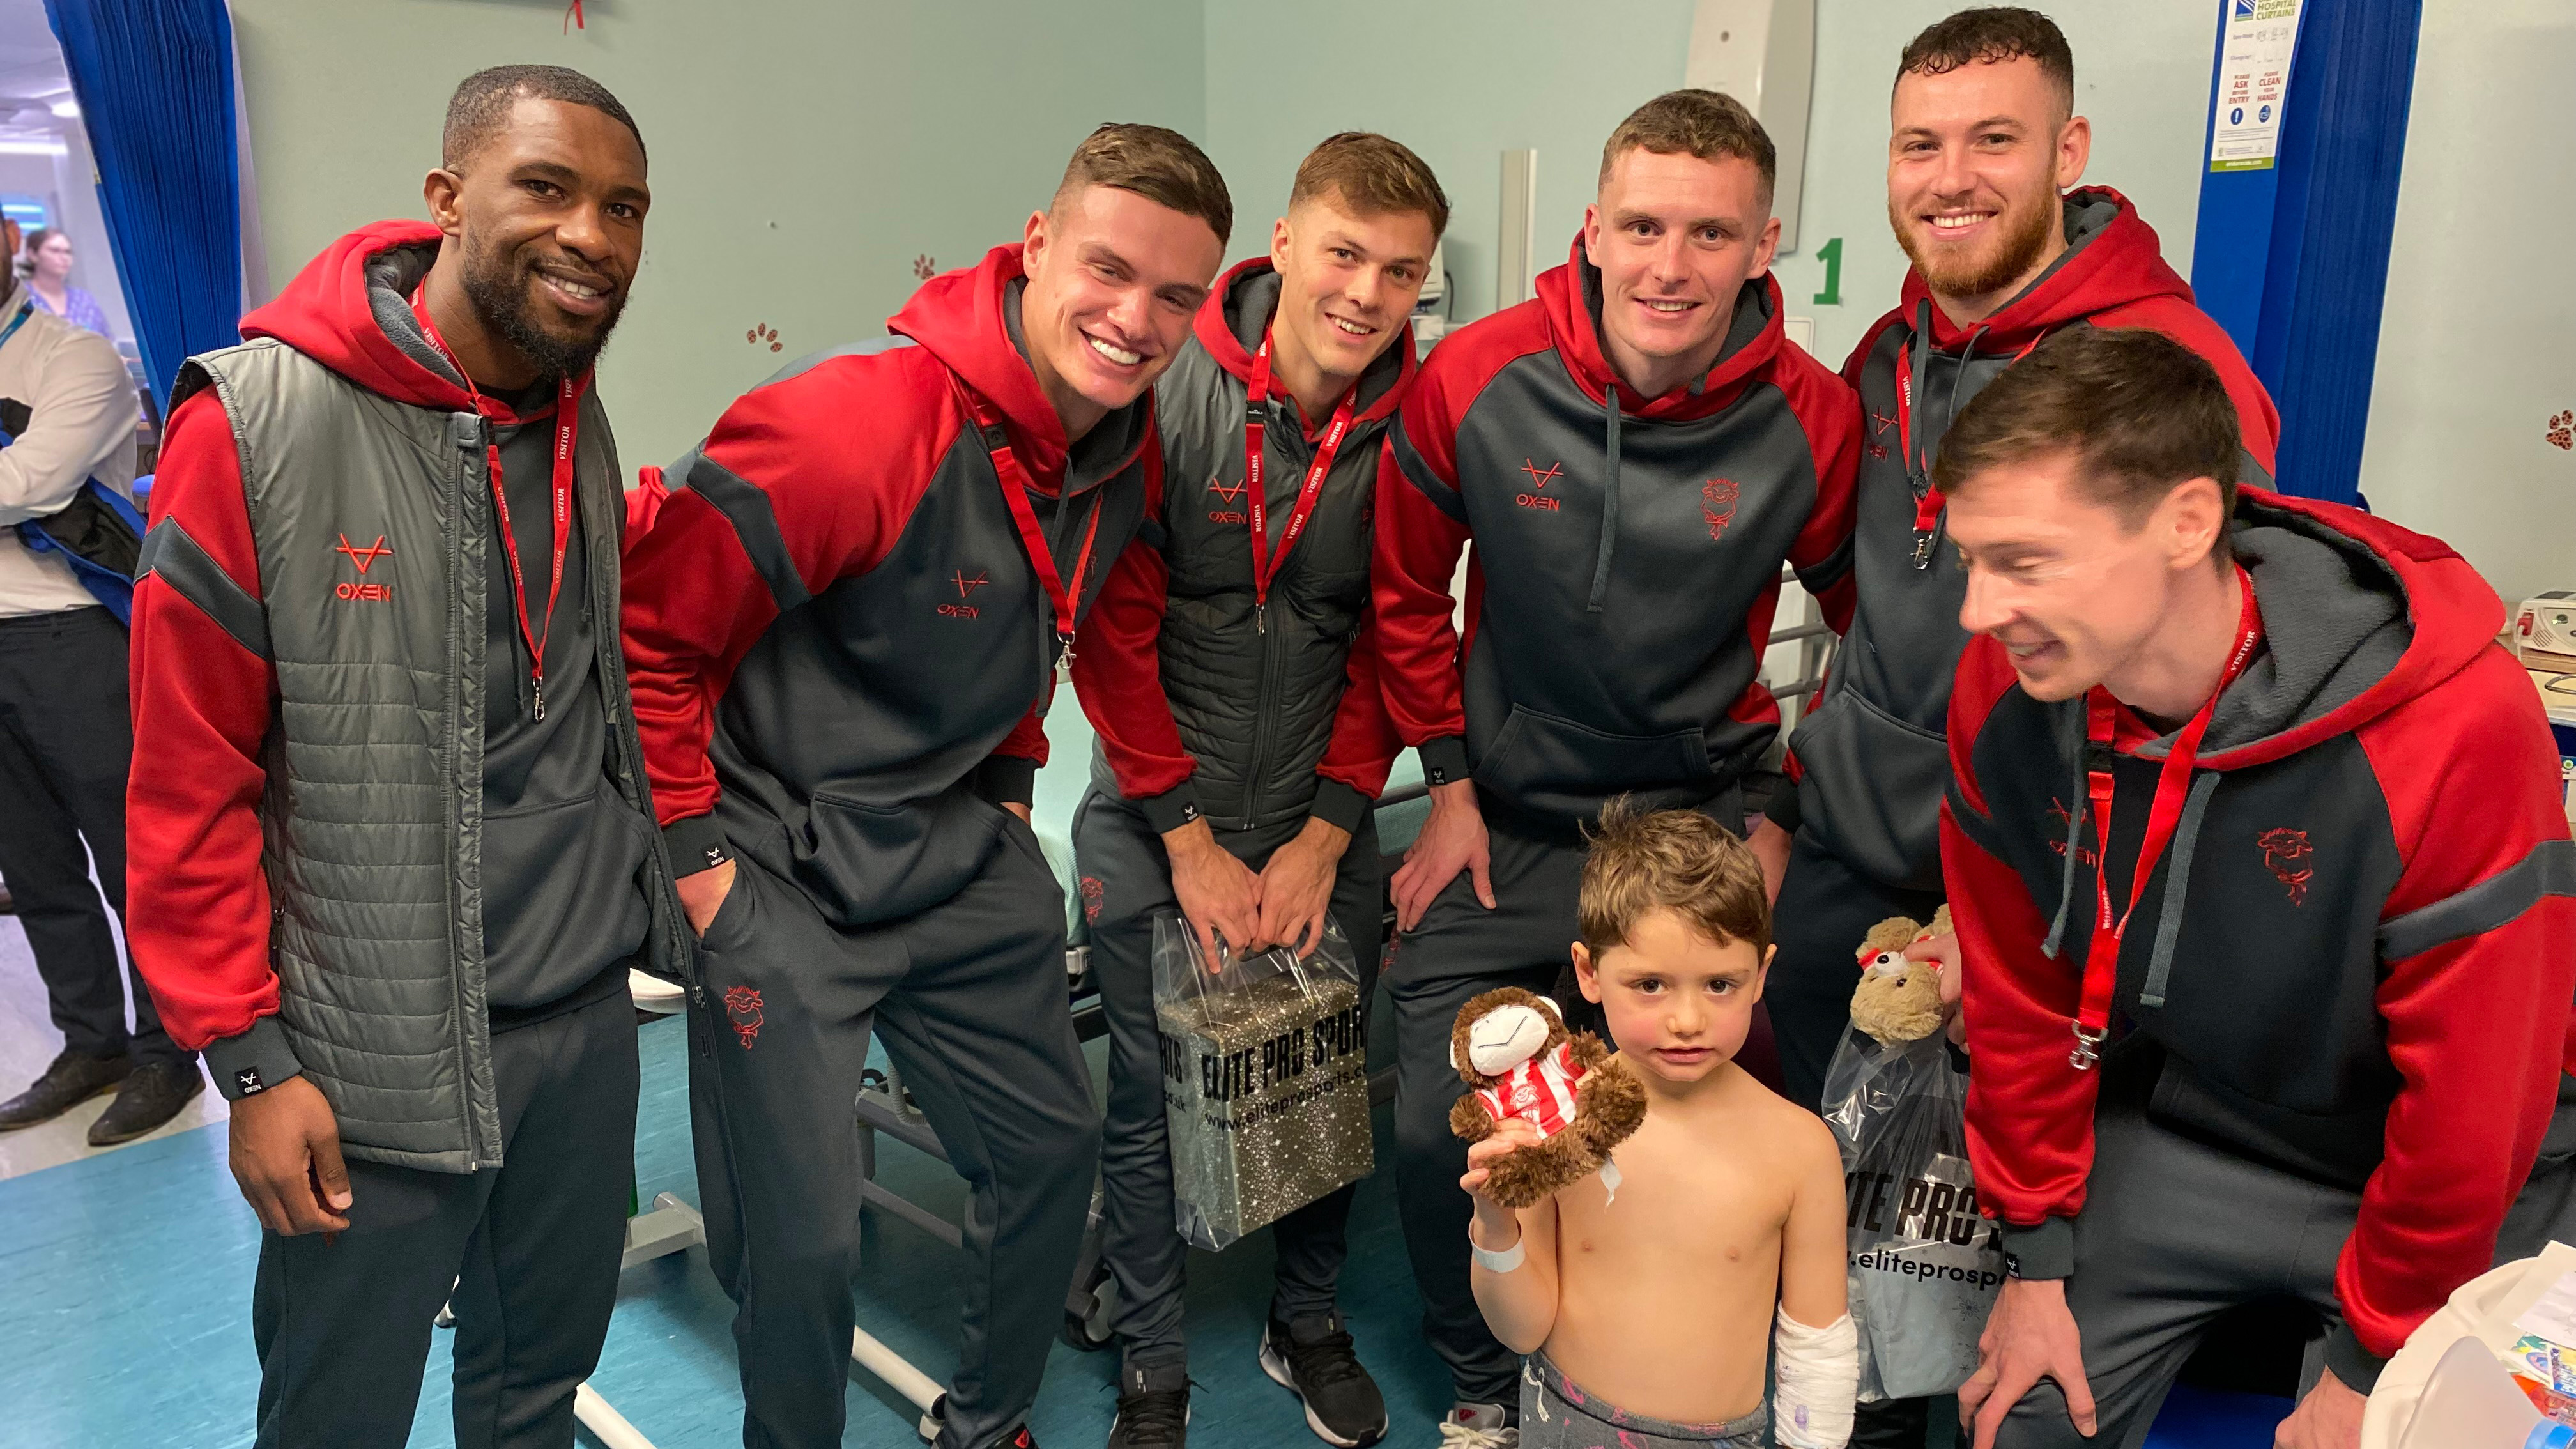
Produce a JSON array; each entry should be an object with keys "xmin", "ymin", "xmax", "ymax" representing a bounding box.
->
[
  {"xmin": 1372, "ymin": 364, "xmax": 1476, "ymax": 787},
  {"xmin": 1945, "ymin": 636, "xmax": 2103, "ymax": 1276},
  {"xmin": 126, "ymin": 390, "xmax": 300, "ymax": 1098},
  {"xmin": 2323, "ymin": 647, "xmax": 2576, "ymax": 1388},
  {"xmin": 1069, "ymin": 528, "xmax": 1199, "ymax": 831},
  {"xmin": 1777, "ymin": 351, "xmax": 1861, "ymax": 635},
  {"xmin": 620, "ymin": 355, "xmax": 946, "ymax": 874}
]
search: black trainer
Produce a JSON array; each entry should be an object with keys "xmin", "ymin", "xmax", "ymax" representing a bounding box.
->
[
  {"xmin": 1259, "ymin": 1312, "xmax": 1386, "ymax": 1447},
  {"xmin": 1107, "ymin": 1357, "xmax": 1190, "ymax": 1447},
  {"xmin": 88, "ymin": 1059, "xmax": 204, "ymax": 1146},
  {"xmin": 0, "ymin": 1049, "xmax": 131, "ymax": 1131}
]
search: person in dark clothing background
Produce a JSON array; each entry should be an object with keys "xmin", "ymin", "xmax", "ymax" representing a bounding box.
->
[
  {"xmin": 125, "ymin": 67, "xmax": 685, "ymax": 1448},
  {"xmin": 1071, "ymin": 131, "xmax": 1445, "ymax": 1449},
  {"xmin": 0, "ymin": 199, "xmax": 192, "ymax": 1147}
]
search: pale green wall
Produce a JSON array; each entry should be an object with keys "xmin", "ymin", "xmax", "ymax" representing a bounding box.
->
[
  {"xmin": 1200, "ymin": 0, "xmax": 2221, "ymax": 373},
  {"xmin": 230, "ymin": 0, "xmax": 1208, "ymax": 471}
]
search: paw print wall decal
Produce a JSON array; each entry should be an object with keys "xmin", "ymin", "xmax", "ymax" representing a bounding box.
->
[
  {"xmin": 914, "ymin": 254, "xmax": 938, "ymax": 280},
  {"xmin": 2548, "ymin": 410, "xmax": 2572, "ymax": 451},
  {"xmin": 747, "ymin": 322, "xmax": 781, "ymax": 353}
]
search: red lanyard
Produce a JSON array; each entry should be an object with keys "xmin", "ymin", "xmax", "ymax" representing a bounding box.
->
[
  {"xmin": 2068, "ymin": 564, "xmax": 2264, "ymax": 1070},
  {"xmin": 1243, "ymin": 331, "xmax": 1358, "ymax": 622},
  {"xmin": 952, "ymin": 378, "xmax": 1105, "ymax": 687},
  {"xmin": 1895, "ymin": 332, "xmax": 2043, "ymax": 569},
  {"xmin": 409, "ymin": 284, "xmax": 582, "ymax": 722}
]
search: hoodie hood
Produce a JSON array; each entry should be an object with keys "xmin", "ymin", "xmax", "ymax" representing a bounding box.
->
[
  {"xmin": 1192, "ymin": 256, "xmax": 1416, "ymax": 426},
  {"xmin": 1536, "ymin": 229, "xmax": 1784, "ymax": 422},
  {"xmin": 1901, "ymin": 187, "xmax": 2191, "ymax": 356},
  {"xmin": 893, "ymin": 243, "xmax": 1119, "ymax": 498},
  {"xmin": 2193, "ymin": 489, "xmax": 2501, "ymax": 767},
  {"xmin": 243, "ymin": 220, "xmax": 502, "ymax": 415}
]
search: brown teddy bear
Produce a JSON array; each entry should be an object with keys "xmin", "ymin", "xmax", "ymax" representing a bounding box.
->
[
  {"xmin": 1848, "ymin": 905, "xmax": 1952, "ymax": 1046},
  {"xmin": 1448, "ymin": 987, "xmax": 1648, "ymax": 1209}
]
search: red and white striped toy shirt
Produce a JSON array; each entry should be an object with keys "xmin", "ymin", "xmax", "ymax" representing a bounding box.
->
[{"xmin": 1475, "ymin": 1040, "xmax": 1586, "ymax": 1140}]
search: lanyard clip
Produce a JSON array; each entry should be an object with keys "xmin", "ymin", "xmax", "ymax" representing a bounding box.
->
[
  {"xmin": 2069, "ymin": 1023, "xmax": 2106, "ymax": 1071},
  {"xmin": 1055, "ymin": 630, "xmax": 1077, "ymax": 670},
  {"xmin": 531, "ymin": 682, "xmax": 546, "ymax": 723},
  {"xmin": 1911, "ymin": 528, "xmax": 1939, "ymax": 570}
]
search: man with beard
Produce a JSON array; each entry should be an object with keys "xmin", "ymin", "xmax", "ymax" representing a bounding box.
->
[
  {"xmin": 126, "ymin": 66, "xmax": 685, "ymax": 1448},
  {"xmin": 1762, "ymin": 8, "xmax": 2277, "ymax": 1111},
  {"xmin": 620, "ymin": 125, "xmax": 1228, "ymax": 1449},
  {"xmin": 1372, "ymin": 90, "xmax": 1857, "ymax": 1445},
  {"xmin": 1069, "ymin": 132, "xmax": 1445, "ymax": 1448}
]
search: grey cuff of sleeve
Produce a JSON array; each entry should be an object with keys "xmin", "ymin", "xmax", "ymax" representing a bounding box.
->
[
  {"xmin": 1310, "ymin": 778, "xmax": 1372, "ymax": 836},
  {"xmin": 663, "ymin": 815, "xmax": 732, "ymax": 879},
  {"xmin": 2001, "ymin": 1218, "xmax": 2076, "ymax": 1280},
  {"xmin": 2321, "ymin": 1320, "xmax": 2388, "ymax": 1394},
  {"xmin": 1764, "ymin": 778, "xmax": 1804, "ymax": 833},
  {"xmin": 1137, "ymin": 781, "xmax": 1202, "ymax": 835},
  {"xmin": 203, "ymin": 1016, "xmax": 304, "ymax": 1101},
  {"xmin": 1417, "ymin": 737, "xmax": 1470, "ymax": 788},
  {"xmin": 979, "ymin": 755, "xmax": 1039, "ymax": 809}
]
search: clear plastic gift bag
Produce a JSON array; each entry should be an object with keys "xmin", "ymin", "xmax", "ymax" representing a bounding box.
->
[
  {"xmin": 1821, "ymin": 1028, "xmax": 2006, "ymax": 1402},
  {"xmin": 1153, "ymin": 914, "xmax": 1373, "ymax": 1252}
]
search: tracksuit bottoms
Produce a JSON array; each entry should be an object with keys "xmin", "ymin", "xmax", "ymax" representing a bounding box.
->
[
  {"xmin": 250, "ymin": 983, "xmax": 637, "ymax": 1448},
  {"xmin": 686, "ymin": 815, "xmax": 1098, "ymax": 1449},
  {"xmin": 1071, "ymin": 790, "xmax": 1382, "ymax": 1370}
]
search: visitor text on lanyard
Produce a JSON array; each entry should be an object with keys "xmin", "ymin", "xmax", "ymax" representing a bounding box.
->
[{"xmin": 1242, "ymin": 332, "xmax": 1357, "ymax": 631}]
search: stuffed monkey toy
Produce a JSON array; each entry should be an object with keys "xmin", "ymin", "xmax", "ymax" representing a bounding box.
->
[
  {"xmin": 1448, "ymin": 987, "xmax": 1648, "ymax": 1209},
  {"xmin": 1847, "ymin": 905, "xmax": 1952, "ymax": 1046}
]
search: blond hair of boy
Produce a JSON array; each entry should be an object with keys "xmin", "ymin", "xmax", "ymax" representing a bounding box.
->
[{"xmin": 1461, "ymin": 801, "xmax": 1857, "ymax": 1448}]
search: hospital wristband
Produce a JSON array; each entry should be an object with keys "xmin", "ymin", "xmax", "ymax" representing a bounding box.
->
[{"xmin": 1469, "ymin": 1229, "xmax": 1526, "ymax": 1273}]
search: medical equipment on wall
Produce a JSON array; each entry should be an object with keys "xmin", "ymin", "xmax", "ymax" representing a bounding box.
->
[
  {"xmin": 1414, "ymin": 240, "xmax": 1449, "ymax": 350},
  {"xmin": 2517, "ymin": 592, "xmax": 2576, "ymax": 673},
  {"xmin": 1687, "ymin": 0, "xmax": 1817, "ymax": 252},
  {"xmin": 1498, "ymin": 150, "xmax": 1538, "ymax": 312}
]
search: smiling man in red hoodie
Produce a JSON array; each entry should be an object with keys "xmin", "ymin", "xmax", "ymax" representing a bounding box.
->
[
  {"xmin": 125, "ymin": 68, "xmax": 686, "ymax": 1448},
  {"xmin": 617, "ymin": 125, "xmax": 1228, "ymax": 1449},
  {"xmin": 1763, "ymin": 9, "xmax": 2282, "ymax": 1126},
  {"xmin": 1938, "ymin": 328, "xmax": 2575, "ymax": 1449},
  {"xmin": 1372, "ymin": 90, "xmax": 1857, "ymax": 1439}
]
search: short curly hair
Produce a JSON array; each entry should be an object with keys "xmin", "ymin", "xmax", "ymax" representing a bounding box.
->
[
  {"xmin": 443, "ymin": 65, "xmax": 643, "ymax": 171},
  {"xmin": 1578, "ymin": 797, "xmax": 1770, "ymax": 958}
]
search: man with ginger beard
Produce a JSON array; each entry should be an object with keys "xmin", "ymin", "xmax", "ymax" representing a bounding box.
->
[
  {"xmin": 126, "ymin": 66, "xmax": 685, "ymax": 1447},
  {"xmin": 621, "ymin": 124, "xmax": 1229, "ymax": 1449}
]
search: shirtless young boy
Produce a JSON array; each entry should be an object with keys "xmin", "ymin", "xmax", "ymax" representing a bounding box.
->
[{"xmin": 1462, "ymin": 803, "xmax": 1857, "ymax": 1449}]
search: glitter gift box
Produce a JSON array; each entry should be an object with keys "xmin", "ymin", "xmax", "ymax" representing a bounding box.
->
[{"xmin": 1153, "ymin": 914, "xmax": 1375, "ymax": 1252}]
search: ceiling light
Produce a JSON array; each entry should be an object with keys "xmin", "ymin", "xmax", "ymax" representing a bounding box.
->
[{"xmin": 49, "ymin": 98, "xmax": 77, "ymax": 118}]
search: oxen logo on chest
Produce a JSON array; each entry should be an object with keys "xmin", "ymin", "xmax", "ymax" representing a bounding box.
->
[
  {"xmin": 940, "ymin": 569, "xmax": 988, "ymax": 620},
  {"xmin": 1702, "ymin": 479, "xmax": 1741, "ymax": 541},
  {"xmin": 333, "ymin": 533, "xmax": 395, "ymax": 602},
  {"xmin": 1515, "ymin": 458, "xmax": 1563, "ymax": 512}
]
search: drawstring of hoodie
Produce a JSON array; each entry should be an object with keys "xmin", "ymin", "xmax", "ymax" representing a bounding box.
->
[
  {"xmin": 2140, "ymin": 772, "xmax": 2221, "ymax": 1008},
  {"xmin": 2041, "ymin": 705, "xmax": 2089, "ymax": 959},
  {"xmin": 1586, "ymin": 383, "xmax": 1621, "ymax": 613}
]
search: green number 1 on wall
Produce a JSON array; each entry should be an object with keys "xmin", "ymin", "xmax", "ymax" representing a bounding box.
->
[{"xmin": 1812, "ymin": 237, "xmax": 1843, "ymax": 306}]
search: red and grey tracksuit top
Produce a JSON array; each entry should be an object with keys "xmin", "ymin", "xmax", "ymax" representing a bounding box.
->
[
  {"xmin": 620, "ymin": 243, "xmax": 1160, "ymax": 926},
  {"xmin": 1374, "ymin": 234, "xmax": 1859, "ymax": 829},
  {"xmin": 1779, "ymin": 188, "xmax": 2280, "ymax": 892},
  {"xmin": 1944, "ymin": 489, "xmax": 2576, "ymax": 1389},
  {"xmin": 1073, "ymin": 257, "xmax": 1405, "ymax": 838}
]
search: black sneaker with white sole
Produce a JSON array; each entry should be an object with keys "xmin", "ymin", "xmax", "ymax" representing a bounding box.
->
[
  {"xmin": 1259, "ymin": 1311, "xmax": 1386, "ymax": 1447},
  {"xmin": 1108, "ymin": 1358, "xmax": 1189, "ymax": 1447}
]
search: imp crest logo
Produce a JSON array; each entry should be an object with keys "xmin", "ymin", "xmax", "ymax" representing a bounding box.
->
[
  {"xmin": 1701, "ymin": 479, "xmax": 1741, "ymax": 541},
  {"xmin": 2257, "ymin": 827, "xmax": 2313, "ymax": 906},
  {"xmin": 1079, "ymin": 875, "xmax": 1105, "ymax": 923},
  {"xmin": 335, "ymin": 533, "xmax": 392, "ymax": 574},
  {"xmin": 723, "ymin": 986, "xmax": 765, "ymax": 1049}
]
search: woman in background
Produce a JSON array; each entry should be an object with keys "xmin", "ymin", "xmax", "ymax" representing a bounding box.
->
[{"xmin": 20, "ymin": 227, "xmax": 109, "ymax": 335}]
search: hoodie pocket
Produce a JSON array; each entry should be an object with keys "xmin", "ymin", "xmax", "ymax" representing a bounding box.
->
[
  {"xmin": 1473, "ymin": 706, "xmax": 1712, "ymax": 818},
  {"xmin": 1790, "ymin": 687, "xmax": 1951, "ymax": 893},
  {"xmin": 797, "ymin": 788, "xmax": 1007, "ymax": 927}
]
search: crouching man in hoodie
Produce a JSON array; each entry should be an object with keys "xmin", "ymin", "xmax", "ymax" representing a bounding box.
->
[
  {"xmin": 1370, "ymin": 89, "xmax": 1858, "ymax": 1442},
  {"xmin": 1070, "ymin": 132, "xmax": 1446, "ymax": 1448},
  {"xmin": 618, "ymin": 125, "xmax": 1229, "ymax": 1449},
  {"xmin": 126, "ymin": 67, "xmax": 686, "ymax": 1448},
  {"xmin": 1937, "ymin": 328, "xmax": 2576, "ymax": 1449}
]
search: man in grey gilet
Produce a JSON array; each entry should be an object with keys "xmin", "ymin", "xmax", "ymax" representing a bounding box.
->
[{"xmin": 125, "ymin": 67, "xmax": 684, "ymax": 1448}]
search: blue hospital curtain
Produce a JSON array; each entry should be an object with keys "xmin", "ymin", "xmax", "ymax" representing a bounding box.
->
[{"xmin": 44, "ymin": 0, "xmax": 243, "ymax": 411}]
